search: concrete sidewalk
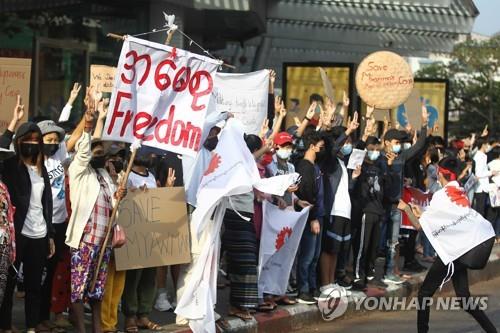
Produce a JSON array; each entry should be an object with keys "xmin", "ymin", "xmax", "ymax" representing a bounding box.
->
[{"xmin": 163, "ymin": 244, "xmax": 500, "ymax": 332}]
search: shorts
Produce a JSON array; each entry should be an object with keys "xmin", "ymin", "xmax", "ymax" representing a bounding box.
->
[{"xmin": 322, "ymin": 215, "xmax": 351, "ymax": 254}]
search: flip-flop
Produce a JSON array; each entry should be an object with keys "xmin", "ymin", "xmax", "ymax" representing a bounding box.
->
[
  {"xmin": 228, "ymin": 308, "xmax": 253, "ymax": 321},
  {"xmin": 137, "ymin": 320, "xmax": 162, "ymax": 331},
  {"xmin": 124, "ymin": 326, "xmax": 138, "ymax": 333},
  {"xmin": 276, "ymin": 296, "xmax": 297, "ymax": 305}
]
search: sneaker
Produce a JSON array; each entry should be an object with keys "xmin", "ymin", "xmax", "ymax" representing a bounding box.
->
[
  {"xmin": 403, "ymin": 261, "xmax": 426, "ymax": 273},
  {"xmin": 352, "ymin": 279, "xmax": 367, "ymax": 291},
  {"xmin": 313, "ymin": 289, "xmax": 321, "ymax": 300},
  {"xmin": 154, "ymin": 292, "xmax": 173, "ymax": 312},
  {"xmin": 367, "ymin": 275, "xmax": 375, "ymax": 281},
  {"xmin": 370, "ymin": 278, "xmax": 388, "ymax": 289},
  {"xmin": 286, "ymin": 284, "xmax": 298, "ymax": 297},
  {"xmin": 337, "ymin": 276, "xmax": 353, "ymax": 290},
  {"xmin": 383, "ymin": 274, "xmax": 405, "ymax": 285},
  {"xmin": 332, "ymin": 283, "xmax": 351, "ymax": 297},
  {"xmin": 297, "ymin": 292, "xmax": 316, "ymax": 305}
]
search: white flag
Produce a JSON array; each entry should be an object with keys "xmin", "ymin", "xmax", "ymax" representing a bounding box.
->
[
  {"xmin": 420, "ymin": 181, "xmax": 495, "ymax": 265},
  {"xmin": 258, "ymin": 201, "xmax": 310, "ymax": 298}
]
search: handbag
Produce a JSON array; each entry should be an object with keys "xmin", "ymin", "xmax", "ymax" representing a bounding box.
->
[
  {"xmin": 112, "ymin": 224, "xmax": 126, "ymax": 248},
  {"xmin": 456, "ymin": 236, "xmax": 494, "ymax": 270}
]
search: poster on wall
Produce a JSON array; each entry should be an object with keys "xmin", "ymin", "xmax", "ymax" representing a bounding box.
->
[{"xmin": 283, "ymin": 63, "xmax": 353, "ymax": 129}]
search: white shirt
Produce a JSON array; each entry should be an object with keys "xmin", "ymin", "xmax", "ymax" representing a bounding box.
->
[
  {"xmin": 22, "ymin": 166, "xmax": 47, "ymax": 238},
  {"xmin": 331, "ymin": 158, "xmax": 351, "ymax": 219},
  {"xmin": 45, "ymin": 148, "xmax": 68, "ymax": 224},
  {"xmin": 473, "ymin": 150, "xmax": 492, "ymax": 193},
  {"xmin": 128, "ymin": 170, "xmax": 157, "ymax": 189}
]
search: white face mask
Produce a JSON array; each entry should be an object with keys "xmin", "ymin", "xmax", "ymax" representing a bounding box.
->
[
  {"xmin": 403, "ymin": 142, "xmax": 412, "ymax": 150},
  {"xmin": 485, "ymin": 144, "xmax": 492, "ymax": 153},
  {"xmin": 276, "ymin": 149, "xmax": 292, "ymax": 160}
]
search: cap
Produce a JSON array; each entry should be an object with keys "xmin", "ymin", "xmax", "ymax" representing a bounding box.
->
[
  {"xmin": 15, "ymin": 122, "xmax": 42, "ymax": 140},
  {"xmin": 384, "ymin": 128, "xmax": 406, "ymax": 142},
  {"xmin": 274, "ymin": 132, "xmax": 293, "ymax": 146},
  {"xmin": 38, "ymin": 120, "xmax": 65, "ymax": 140}
]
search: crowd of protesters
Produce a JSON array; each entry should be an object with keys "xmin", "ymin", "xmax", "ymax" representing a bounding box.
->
[{"xmin": 0, "ymin": 69, "xmax": 499, "ymax": 333}]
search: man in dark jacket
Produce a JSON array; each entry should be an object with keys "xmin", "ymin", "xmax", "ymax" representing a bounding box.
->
[{"xmin": 377, "ymin": 105, "xmax": 429, "ymax": 284}]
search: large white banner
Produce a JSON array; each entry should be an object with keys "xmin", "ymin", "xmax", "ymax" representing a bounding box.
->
[
  {"xmin": 258, "ymin": 201, "xmax": 310, "ymax": 298},
  {"xmin": 211, "ymin": 70, "xmax": 269, "ymax": 135},
  {"xmin": 420, "ymin": 181, "xmax": 495, "ymax": 265},
  {"xmin": 102, "ymin": 36, "xmax": 221, "ymax": 156}
]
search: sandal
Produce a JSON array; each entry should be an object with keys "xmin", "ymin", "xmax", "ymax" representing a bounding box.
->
[
  {"xmin": 275, "ymin": 296, "xmax": 297, "ymax": 305},
  {"xmin": 228, "ymin": 307, "xmax": 253, "ymax": 321},
  {"xmin": 124, "ymin": 318, "xmax": 138, "ymax": 333},
  {"xmin": 257, "ymin": 301, "xmax": 275, "ymax": 312},
  {"xmin": 137, "ymin": 318, "xmax": 162, "ymax": 331},
  {"xmin": 215, "ymin": 317, "xmax": 230, "ymax": 332}
]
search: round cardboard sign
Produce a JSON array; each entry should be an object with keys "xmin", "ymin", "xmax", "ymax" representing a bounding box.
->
[{"xmin": 355, "ymin": 51, "xmax": 414, "ymax": 109}]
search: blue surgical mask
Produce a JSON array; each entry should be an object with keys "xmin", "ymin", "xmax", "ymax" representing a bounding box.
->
[
  {"xmin": 392, "ymin": 144, "xmax": 401, "ymax": 154},
  {"xmin": 403, "ymin": 142, "xmax": 412, "ymax": 150},
  {"xmin": 341, "ymin": 144, "xmax": 353, "ymax": 156},
  {"xmin": 367, "ymin": 150, "xmax": 380, "ymax": 161}
]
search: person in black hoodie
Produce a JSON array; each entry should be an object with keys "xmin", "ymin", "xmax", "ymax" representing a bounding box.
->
[
  {"xmin": 0, "ymin": 105, "xmax": 54, "ymax": 333},
  {"xmin": 352, "ymin": 136, "xmax": 396, "ymax": 290}
]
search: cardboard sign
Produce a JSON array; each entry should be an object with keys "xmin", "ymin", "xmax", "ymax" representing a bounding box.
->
[
  {"xmin": 355, "ymin": 51, "xmax": 414, "ymax": 109},
  {"xmin": 0, "ymin": 57, "xmax": 31, "ymax": 132},
  {"xmin": 102, "ymin": 36, "xmax": 221, "ymax": 157},
  {"xmin": 114, "ymin": 187, "xmax": 191, "ymax": 270},
  {"xmin": 90, "ymin": 65, "xmax": 116, "ymax": 93},
  {"xmin": 211, "ymin": 70, "xmax": 269, "ymax": 135}
]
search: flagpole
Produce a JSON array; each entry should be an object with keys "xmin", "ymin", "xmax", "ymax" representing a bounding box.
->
[{"xmin": 90, "ymin": 30, "xmax": 176, "ymax": 291}]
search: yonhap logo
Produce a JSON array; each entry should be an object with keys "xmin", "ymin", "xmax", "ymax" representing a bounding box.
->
[{"xmin": 317, "ymin": 286, "xmax": 349, "ymax": 321}]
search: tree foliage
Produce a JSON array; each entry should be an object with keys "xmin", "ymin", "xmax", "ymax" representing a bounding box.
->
[{"xmin": 416, "ymin": 35, "xmax": 500, "ymax": 138}]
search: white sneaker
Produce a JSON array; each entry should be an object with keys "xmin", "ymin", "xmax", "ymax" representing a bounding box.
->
[
  {"xmin": 332, "ymin": 283, "xmax": 352, "ymax": 297},
  {"xmin": 154, "ymin": 292, "xmax": 173, "ymax": 312}
]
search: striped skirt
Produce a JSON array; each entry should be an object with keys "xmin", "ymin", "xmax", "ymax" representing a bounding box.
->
[{"xmin": 222, "ymin": 209, "xmax": 258, "ymax": 309}]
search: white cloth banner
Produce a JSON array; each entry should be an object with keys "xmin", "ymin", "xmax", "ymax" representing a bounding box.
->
[
  {"xmin": 211, "ymin": 70, "xmax": 269, "ymax": 135},
  {"xmin": 420, "ymin": 181, "xmax": 495, "ymax": 265},
  {"xmin": 102, "ymin": 36, "xmax": 221, "ymax": 156},
  {"xmin": 258, "ymin": 201, "xmax": 310, "ymax": 298},
  {"xmin": 175, "ymin": 119, "xmax": 296, "ymax": 333}
]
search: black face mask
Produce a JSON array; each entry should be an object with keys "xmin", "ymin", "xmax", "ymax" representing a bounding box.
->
[
  {"xmin": 90, "ymin": 155, "xmax": 106, "ymax": 169},
  {"xmin": 204, "ymin": 136, "xmax": 218, "ymax": 151},
  {"xmin": 43, "ymin": 143, "xmax": 59, "ymax": 157},
  {"xmin": 110, "ymin": 160, "xmax": 124, "ymax": 173},
  {"xmin": 20, "ymin": 143, "xmax": 40, "ymax": 161}
]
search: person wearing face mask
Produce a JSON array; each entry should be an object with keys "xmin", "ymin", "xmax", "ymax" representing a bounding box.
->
[
  {"xmin": 473, "ymin": 136, "xmax": 498, "ymax": 218},
  {"xmin": 36, "ymin": 120, "xmax": 73, "ymax": 330},
  {"xmin": 294, "ymin": 131, "xmax": 326, "ymax": 304},
  {"xmin": 0, "ymin": 118, "xmax": 55, "ymax": 333},
  {"xmin": 122, "ymin": 148, "xmax": 162, "ymax": 332},
  {"xmin": 66, "ymin": 110, "xmax": 126, "ymax": 333},
  {"xmin": 319, "ymin": 119, "xmax": 359, "ymax": 297},
  {"xmin": 377, "ymin": 105, "xmax": 429, "ymax": 285},
  {"xmin": 352, "ymin": 136, "xmax": 397, "ymax": 290}
]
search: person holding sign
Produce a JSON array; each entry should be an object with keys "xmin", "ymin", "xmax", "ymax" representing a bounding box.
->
[
  {"xmin": 66, "ymin": 106, "xmax": 127, "ymax": 333},
  {"xmin": 122, "ymin": 148, "xmax": 162, "ymax": 332},
  {"xmin": 397, "ymin": 156, "xmax": 496, "ymax": 333}
]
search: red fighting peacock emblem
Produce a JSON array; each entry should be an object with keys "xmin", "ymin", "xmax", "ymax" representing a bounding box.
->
[
  {"xmin": 275, "ymin": 227, "xmax": 293, "ymax": 251},
  {"xmin": 204, "ymin": 153, "xmax": 221, "ymax": 176},
  {"xmin": 445, "ymin": 186, "xmax": 470, "ymax": 207}
]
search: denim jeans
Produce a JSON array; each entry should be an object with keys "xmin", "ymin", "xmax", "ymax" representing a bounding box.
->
[
  {"xmin": 297, "ymin": 217, "xmax": 323, "ymax": 294},
  {"xmin": 385, "ymin": 207, "xmax": 401, "ymax": 274}
]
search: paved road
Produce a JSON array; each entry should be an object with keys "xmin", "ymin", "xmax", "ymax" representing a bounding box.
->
[{"xmin": 298, "ymin": 276, "xmax": 500, "ymax": 333}]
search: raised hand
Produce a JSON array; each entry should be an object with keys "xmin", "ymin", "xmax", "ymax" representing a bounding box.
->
[
  {"xmin": 481, "ymin": 124, "xmax": 488, "ymax": 137},
  {"xmin": 306, "ymin": 101, "xmax": 317, "ymax": 120},
  {"xmin": 13, "ymin": 95, "xmax": 25, "ymax": 121},
  {"xmin": 352, "ymin": 164, "xmax": 362, "ymax": 179},
  {"xmin": 343, "ymin": 90, "xmax": 350, "ymax": 107},
  {"xmin": 166, "ymin": 168, "xmax": 176, "ymax": 187},
  {"xmin": 346, "ymin": 111, "xmax": 360, "ymax": 135},
  {"xmin": 421, "ymin": 102, "xmax": 429, "ymax": 126},
  {"xmin": 274, "ymin": 95, "xmax": 282, "ymax": 113},
  {"xmin": 366, "ymin": 105, "xmax": 375, "ymax": 119},
  {"xmin": 259, "ymin": 118, "xmax": 270, "ymax": 139},
  {"xmin": 68, "ymin": 82, "xmax": 82, "ymax": 105}
]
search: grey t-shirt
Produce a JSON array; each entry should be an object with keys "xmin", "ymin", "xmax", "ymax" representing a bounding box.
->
[{"xmin": 229, "ymin": 191, "xmax": 254, "ymax": 214}]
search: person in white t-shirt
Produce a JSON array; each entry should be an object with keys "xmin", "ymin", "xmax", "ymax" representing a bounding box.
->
[
  {"xmin": 123, "ymin": 148, "xmax": 162, "ymax": 332},
  {"xmin": 473, "ymin": 137, "xmax": 498, "ymax": 217},
  {"xmin": 37, "ymin": 120, "xmax": 70, "ymax": 329}
]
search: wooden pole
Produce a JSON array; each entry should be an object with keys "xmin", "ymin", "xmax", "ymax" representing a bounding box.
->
[{"xmin": 90, "ymin": 148, "xmax": 137, "ymax": 291}]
